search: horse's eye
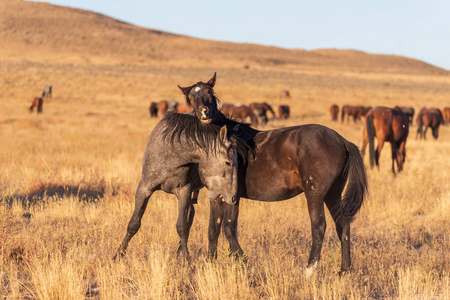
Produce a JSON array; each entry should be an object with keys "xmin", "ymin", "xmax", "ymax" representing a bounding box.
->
[{"xmin": 225, "ymin": 162, "xmax": 231, "ymax": 166}]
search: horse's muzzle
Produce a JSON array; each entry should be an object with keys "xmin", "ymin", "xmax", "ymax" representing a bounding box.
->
[
  {"xmin": 223, "ymin": 195, "xmax": 239, "ymax": 205},
  {"xmin": 200, "ymin": 118, "xmax": 212, "ymax": 124}
]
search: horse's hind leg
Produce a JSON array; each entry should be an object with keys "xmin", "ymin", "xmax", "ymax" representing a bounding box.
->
[
  {"xmin": 114, "ymin": 181, "xmax": 154, "ymax": 259},
  {"xmin": 324, "ymin": 185, "xmax": 351, "ymax": 274},
  {"xmin": 305, "ymin": 192, "xmax": 326, "ymax": 276},
  {"xmin": 175, "ymin": 185, "xmax": 194, "ymax": 257},
  {"xmin": 423, "ymin": 127, "xmax": 428, "ymax": 140},
  {"xmin": 375, "ymin": 140, "xmax": 385, "ymax": 169},
  {"xmin": 176, "ymin": 192, "xmax": 196, "ymax": 255},
  {"xmin": 390, "ymin": 143, "xmax": 397, "ymax": 175}
]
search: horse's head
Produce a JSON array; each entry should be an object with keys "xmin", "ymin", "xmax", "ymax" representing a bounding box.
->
[
  {"xmin": 199, "ymin": 125, "xmax": 239, "ymax": 205},
  {"xmin": 178, "ymin": 73, "xmax": 221, "ymax": 124}
]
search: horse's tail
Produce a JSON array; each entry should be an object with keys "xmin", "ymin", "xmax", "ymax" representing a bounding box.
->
[
  {"xmin": 366, "ymin": 113, "xmax": 376, "ymax": 168},
  {"xmin": 341, "ymin": 140, "xmax": 368, "ymax": 223}
]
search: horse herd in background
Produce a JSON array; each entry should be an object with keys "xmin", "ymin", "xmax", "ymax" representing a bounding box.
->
[
  {"xmin": 331, "ymin": 103, "xmax": 449, "ymax": 174},
  {"xmin": 29, "ymin": 82, "xmax": 448, "ymax": 177},
  {"xmin": 150, "ymin": 99, "xmax": 290, "ymax": 127},
  {"xmin": 149, "ymin": 94, "xmax": 448, "ymax": 176}
]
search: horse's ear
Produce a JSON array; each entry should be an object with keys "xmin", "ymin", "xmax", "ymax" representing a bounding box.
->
[
  {"xmin": 207, "ymin": 72, "xmax": 216, "ymax": 87},
  {"xmin": 178, "ymin": 85, "xmax": 192, "ymax": 96},
  {"xmin": 178, "ymin": 85, "xmax": 193, "ymax": 106},
  {"xmin": 219, "ymin": 125, "xmax": 228, "ymax": 144}
]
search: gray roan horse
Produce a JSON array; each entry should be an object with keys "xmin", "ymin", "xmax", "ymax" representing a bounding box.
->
[
  {"xmin": 114, "ymin": 112, "xmax": 250, "ymax": 259},
  {"xmin": 178, "ymin": 73, "xmax": 368, "ymax": 275}
]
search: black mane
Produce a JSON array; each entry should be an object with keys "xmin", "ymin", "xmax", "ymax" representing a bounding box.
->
[{"xmin": 161, "ymin": 112, "xmax": 252, "ymax": 161}]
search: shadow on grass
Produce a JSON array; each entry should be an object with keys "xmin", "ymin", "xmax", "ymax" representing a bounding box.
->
[{"xmin": 1, "ymin": 182, "xmax": 121, "ymax": 206}]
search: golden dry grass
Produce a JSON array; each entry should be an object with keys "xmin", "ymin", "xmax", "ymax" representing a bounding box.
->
[{"xmin": 1, "ymin": 1, "xmax": 450, "ymax": 299}]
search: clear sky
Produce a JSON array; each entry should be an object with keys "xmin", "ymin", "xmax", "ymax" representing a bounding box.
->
[{"xmin": 35, "ymin": 0, "xmax": 450, "ymax": 70}]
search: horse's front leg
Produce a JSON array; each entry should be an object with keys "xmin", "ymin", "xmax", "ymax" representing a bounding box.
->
[
  {"xmin": 208, "ymin": 195, "xmax": 225, "ymax": 259},
  {"xmin": 222, "ymin": 199, "xmax": 244, "ymax": 259}
]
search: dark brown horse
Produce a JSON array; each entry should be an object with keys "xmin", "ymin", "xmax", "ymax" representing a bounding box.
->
[
  {"xmin": 361, "ymin": 106, "xmax": 409, "ymax": 174},
  {"xmin": 149, "ymin": 102, "xmax": 158, "ymax": 117},
  {"xmin": 114, "ymin": 112, "xmax": 249, "ymax": 259},
  {"xmin": 416, "ymin": 107, "xmax": 443, "ymax": 139},
  {"xmin": 178, "ymin": 73, "xmax": 368, "ymax": 274},
  {"xmin": 330, "ymin": 104, "xmax": 339, "ymax": 121},
  {"xmin": 278, "ymin": 105, "xmax": 290, "ymax": 120},
  {"xmin": 29, "ymin": 97, "xmax": 43, "ymax": 113}
]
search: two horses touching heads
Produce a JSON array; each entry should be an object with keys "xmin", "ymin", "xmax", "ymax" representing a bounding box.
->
[{"xmin": 116, "ymin": 73, "xmax": 368, "ymax": 276}]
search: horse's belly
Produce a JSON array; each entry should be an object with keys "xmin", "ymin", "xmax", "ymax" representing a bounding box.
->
[{"xmin": 243, "ymin": 160, "xmax": 304, "ymax": 201}]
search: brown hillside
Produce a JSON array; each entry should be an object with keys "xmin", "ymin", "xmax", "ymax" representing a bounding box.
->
[{"xmin": 1, "ymin": 0, "xmax": 447, "ymax": 74}]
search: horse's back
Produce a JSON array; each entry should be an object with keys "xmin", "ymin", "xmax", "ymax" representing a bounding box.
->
[
  {"xmin": 367, "ymin": 106, "xmax": 408, "ymax": 141},
  {"xmin": 244, "ymin": 125, "xmax": 348, "ymax": 201},
  {"xmin": 419, "ymin": 108, "xmax": 442, "ymax": 127}
]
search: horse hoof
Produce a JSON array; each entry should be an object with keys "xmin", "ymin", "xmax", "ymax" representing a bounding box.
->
[
  {"xmin": 338, "ymin": 268, "xmax": 351, "ymax": 277},
  {"xmin": 305, "ymin": 261, "xmax": 318, "ymax": 278},
  {"xmin": 112, "ymin": 249, "xmax": 125, "ymax": 261}
]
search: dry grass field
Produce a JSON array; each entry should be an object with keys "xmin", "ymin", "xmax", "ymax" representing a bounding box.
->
[{"xmin": 1, "ymin": 0, "xmax": 450, "ymax": 299}]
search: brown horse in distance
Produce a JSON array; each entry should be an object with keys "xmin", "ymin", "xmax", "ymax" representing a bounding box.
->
[
  {"xmin": 220, "ymin": 103, "xmax": 259, "ymax": 127},
  {"xmin": 175, "ymin": 103, "xmax": 193, "ymax": 114},
  {"xmin": 443, "ymin": 107, "xmax": 450, "ymax": 124},
  {"xmin": 342, "ymin": 105, "xmax": 371, "ymax": 123},
  {"xmin": 278, "ymin": 105, "xmax": 290, "ymax": 120},
  {"xmin": 330, "ymin": 104, "xmax": 339, "ymax": 121},
  {"xmin": 416, "ymin": 107, "xmax": 443, "ymax": 140},
  {"xmin": 442, "ymin": 107, "xmax": 450, "ymax": 124},
  {"xmin": 150, "ymin": 100, "xmax": 179, "ymax": 117},
  {"xmin": 250, "ymin": 102, "xmax": 276, "ymax": 124},
  {"xmin": 29, "ymin": 97, "xmax": 43, "ymax": 113},
  {"xmin": 361, "ymin": 106, "xmax": 409, "ymax": 174}
]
